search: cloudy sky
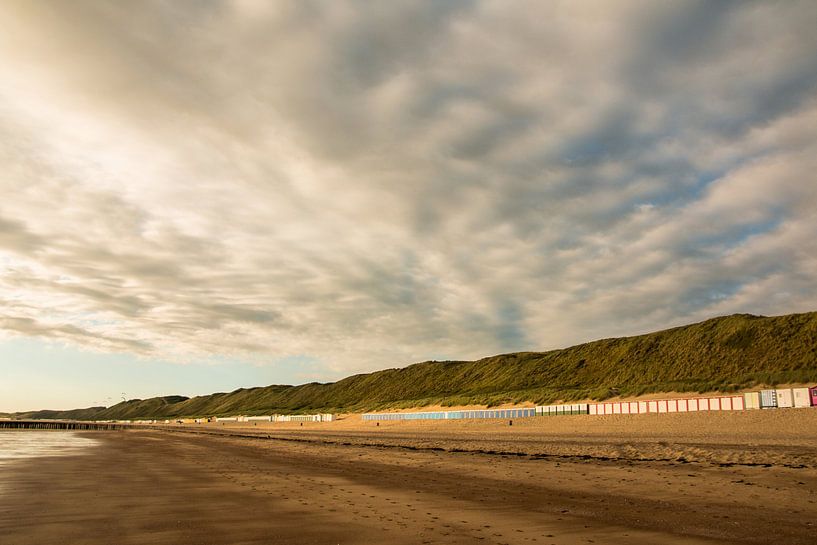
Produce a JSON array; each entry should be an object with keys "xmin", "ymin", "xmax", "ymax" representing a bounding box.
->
[{"xmin": 2, "ymin": 0, "xmax": 816, "ymax": 411}]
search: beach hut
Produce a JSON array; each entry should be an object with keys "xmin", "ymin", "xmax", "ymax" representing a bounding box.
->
[
  {"xmin": 536, "ymin": 405, "xmax": 556, "ymax": 416},
  {"xmin": 743, "ymin": 392, "xmax": 761, "ymax": 410},
  {"xmin": 775, "ymin": 389, "xmax": 794, "ymax": 408},
  {"xmin": 760, "ymin": 389, "xmax": 778, "ymax": 408},
  {"xmin": 793, "ymin": 388, "xmax": 811, "ymax": 408}
]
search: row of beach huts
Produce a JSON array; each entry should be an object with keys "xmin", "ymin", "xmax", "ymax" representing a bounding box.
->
[
  {"xmin": 214, "ymin": 413, "xmax": 336, "ymax": 423},
  {"xmin": 361, "ymin": 386, "xmax": 817, "ymax": 421},
  {"xmin": 111, "ymin": 413, "xmax": 336, "ymax": 425},
  {"xmin": 99, "ymin": 387, "xmax": 817, "ymax": 425}
]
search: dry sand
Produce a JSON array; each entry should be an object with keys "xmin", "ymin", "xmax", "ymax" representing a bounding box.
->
[
  {"xmin": 1, "ymin": 409, "xmax": 816, "ymax": 544},
  {"xmin": 196, "ymin": 407, "xmax": 817, "ymax": 466}
]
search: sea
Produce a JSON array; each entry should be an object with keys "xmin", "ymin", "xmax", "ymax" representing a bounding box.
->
[{"xmin": 0, "ymin": 431, "xmax": 99, "ymax": 492}]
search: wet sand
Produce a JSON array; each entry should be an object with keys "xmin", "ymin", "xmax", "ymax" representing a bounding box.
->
[{"xmin": 1, "ymin": 412, "xmax": 816, "ymax": 545}]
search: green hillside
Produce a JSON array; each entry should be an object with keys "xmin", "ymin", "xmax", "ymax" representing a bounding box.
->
[{"xmin": 13, "ymin": 312, "xmax": 817, "ymax": 420}]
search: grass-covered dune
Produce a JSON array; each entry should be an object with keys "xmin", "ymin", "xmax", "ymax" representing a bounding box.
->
[{"xmin": 13, "ymin": 312, "xmax": 817, "ymax": 420}]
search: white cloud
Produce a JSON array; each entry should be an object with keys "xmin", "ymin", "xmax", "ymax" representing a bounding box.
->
[{"xmin": 0, "ymin": 0, "xmax": 816, "ymax": 378}]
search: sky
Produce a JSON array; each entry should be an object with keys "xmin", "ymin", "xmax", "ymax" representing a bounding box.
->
[{"xmin": 1, "ymin": 1, "xmax": 816, "ymax": 412}]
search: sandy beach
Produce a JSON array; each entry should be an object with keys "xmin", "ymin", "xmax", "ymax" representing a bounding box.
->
[
  {"xmin": 1, "ymin": 409, "xmax": 816, "ymax": 544},
  {"xmin": 192, "ymin": 407, "xmax": 817, "ymax": 467}
]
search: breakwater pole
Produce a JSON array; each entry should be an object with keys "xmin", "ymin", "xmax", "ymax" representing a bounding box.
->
[{"xmin": 0, "ymin": 420, "xmax": 129, "ymax": 431}]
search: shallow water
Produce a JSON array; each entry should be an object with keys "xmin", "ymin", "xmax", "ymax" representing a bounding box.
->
[{"xmin": 0, "ymin": 431, "xmax": 99, "ymax": 469}]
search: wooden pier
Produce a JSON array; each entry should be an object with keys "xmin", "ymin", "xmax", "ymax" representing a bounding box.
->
[{"xmin": 0, "ymin": 420, "xmax": 130, "ymax": 430}]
